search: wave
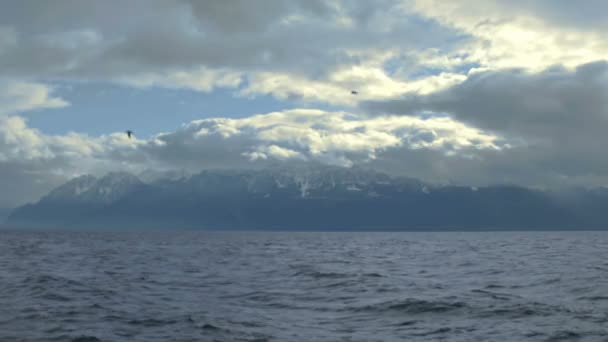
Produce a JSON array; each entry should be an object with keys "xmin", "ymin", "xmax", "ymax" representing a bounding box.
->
[{"xmin": 350, "ymin": 298, "xmax": 468, "ymax": 314}]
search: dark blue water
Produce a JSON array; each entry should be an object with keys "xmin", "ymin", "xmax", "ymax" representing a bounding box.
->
[{"xmin": 1, "ymin": 231, "xmax": 607, "ymax": 341}]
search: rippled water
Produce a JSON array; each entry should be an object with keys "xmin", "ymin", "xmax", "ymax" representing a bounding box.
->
[{"xmin": 1, "ymin": 231, "xmax": 607, "ymax": 341}]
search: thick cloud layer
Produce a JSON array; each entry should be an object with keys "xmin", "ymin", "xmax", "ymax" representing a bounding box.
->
[
  {"xmin": 0, "ymin": 0, "xmax": 467, "ymax": 104},
  {"xmin": 2, "ymin": 1, "xmax": 605, "ymax": 107},
  {"xmin": 365, "ymin": 61, "xmax": 608, "ymax": 187},
  {"xmin": 1, "ymin": 0, "xmax": 606, "ymax": 101},
  {"xmin": 0, "ymin": 110, "xmax": 504, "ymax": 207}
]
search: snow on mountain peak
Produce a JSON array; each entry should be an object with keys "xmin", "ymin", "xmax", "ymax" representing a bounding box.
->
[{"xmin": 42, "ymin": 172, "xmax": 143, "ymax": 204}]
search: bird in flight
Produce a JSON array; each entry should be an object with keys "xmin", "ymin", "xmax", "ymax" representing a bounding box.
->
[
  {"xmin": 126, "ymin": 130, "xmax": 133, "ymax": 139},
  {"xmin": 351, "ymin": 90, "xmax": 358, "ymax": 95}
]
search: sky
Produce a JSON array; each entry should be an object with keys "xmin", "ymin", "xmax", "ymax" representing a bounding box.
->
[{"xmin": 1, "ymin": 0, "xmax": 608, "ymax": 208}]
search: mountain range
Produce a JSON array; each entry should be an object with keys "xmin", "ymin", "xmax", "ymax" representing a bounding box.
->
[{"xmin": 4, "ymin": 166, "xmax": 608, "ymax": 230}]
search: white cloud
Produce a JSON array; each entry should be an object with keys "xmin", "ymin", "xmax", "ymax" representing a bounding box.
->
[
  {"xmin": 0, "ymin": 108, "xmax": 505, "ymax": 206},
  {"xmin": 183, "ymin": 109, "xmax": 503, "ymax": 164},
  {"xmin": 411, "ymin": 0, "xmax": 608, "ymax": 73},
  {"xmin": 241, "ymin": 66, "xmax": 467, "ymax": 105},
  {"xmin": 245, "ymin": 145, "xmax": 305, "ymax": 161},
  {"xmin": 1, "ymin": 109, "xmax": 503, "ymax": 170},
  {"xmin": 120, "ymin": 68, "xmax": 243, "ymax": 92},
  {"xmin": 0, "ymin": 116, "xmax": 50, "ymax": 160},
  {"xmin": 0, "ymin": 81, "xmax": 69, "ymax": 116}
]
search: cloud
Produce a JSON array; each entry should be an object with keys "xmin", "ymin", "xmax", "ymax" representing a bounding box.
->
[
  {"xmin": 148, "ymin": 109, "xmax": 502, "ymax": 168},
  {"xmin": 0, "ymin": 1, "xmax": 467, "ymax": 104},
  {"xmin": 364, "ymin": 61, "xmax": 608, "ymax": 187},
  {"xmin": 2, "ymin": 0, "xmax": 608, "ymax": 106},
  {"xmin": 185, "ymin": 0, "xmax": 336, "ymax": 33},
  {"xmin": 0, "ymin": 81, "xmax": 69, "ymax": 115},
  {"xmin": 0, "ymin": 26, "xmax": 17, "ymax": 51},
  {"xmin": 366, "ymin": 61, "xmax": 608, "ymax": 134},
  {"xmin": 468, "ymin": 0, "xmax": 608, "ymax": 30},
  {"xmin": 0, "ymin": 115, "xmax": 99, "ymax": 207},
  {"xmin": 119, "ymin": 68, "xmax": 243, "ymax": 92},
  {"xmin": 245, "ymin": 145, "xmax": 305, "ymax": 161},
  {"xmin": 410, "ymin": 0, "xmax": 608, "ymax": 73},
  {"xmin": 0, "ymin": 109, "xmax": 503, "ymax": 207},
  {"xmin": 241, "ymin": 66, "xmax": 467, "ymax": 106}
]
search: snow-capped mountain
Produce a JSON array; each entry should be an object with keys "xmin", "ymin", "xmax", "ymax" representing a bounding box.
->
[
  {"xmin": 43, "ymin": 175, "xmax": 98, "ymax": 201},
  {"xmin": 182, "ymin": 165, "xmax": 425, "ymax": 199},
  {"xmin": 42, "ymin": 172, "xmax": 144, "ymax": 204},
  {"xmin": 138, "ymin": 169, "xmax": 191, "ymax": 184},
  {"xmin": 5, "ymin": 166, "xmax": 607, "ymax": 230}
]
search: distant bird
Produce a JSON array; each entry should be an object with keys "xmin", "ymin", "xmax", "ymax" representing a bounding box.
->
[
  {"xmin": 126, "ymin": 130, "xmax": 133, "ymax": 139},
  {"xmin": 351, "ymin": 90, "xmax": 358, "ymax": 95}
]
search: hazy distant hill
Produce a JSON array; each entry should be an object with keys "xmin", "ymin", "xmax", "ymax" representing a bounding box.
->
[
  {"xmin": 5, "ymin": 166, "xmax": 607, "ymax": 230},
  {"xmin": 0, "ymin": 208, "xmax": 12, "ymax": 224}
]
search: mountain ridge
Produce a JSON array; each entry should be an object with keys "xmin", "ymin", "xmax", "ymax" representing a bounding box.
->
[{"xmin": 4, "ymin": 167, "xmax": 606, "ymax": 230}]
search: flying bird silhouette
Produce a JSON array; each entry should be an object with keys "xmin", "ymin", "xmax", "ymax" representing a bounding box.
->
[
  {"xmin": 126, "ymin": 130, "xmax": 133, "ymax": 139},
  {"xmin": 351, "ymin": 90, "xmax": 358, "ymax": 95}
]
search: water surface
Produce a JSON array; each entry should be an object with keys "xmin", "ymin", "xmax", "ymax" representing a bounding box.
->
[{"xmin": 1, "ymin": 231, "xmax": 607, "ymax": 341}]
